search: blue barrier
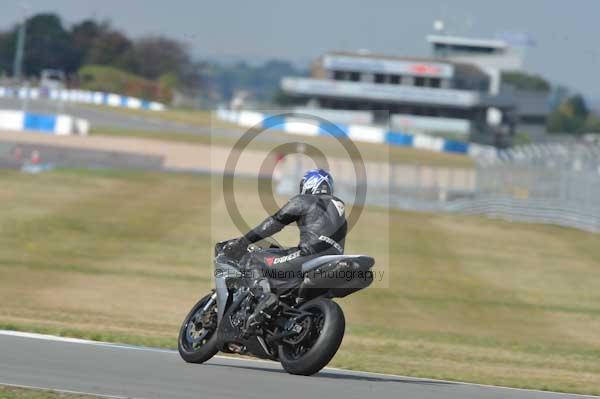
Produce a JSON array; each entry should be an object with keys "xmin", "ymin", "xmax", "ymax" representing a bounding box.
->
[
  {"xmin": 442, "ymin": 139, "xmax": 469, "ymax": 154},
  {"xmin": 0, "ymin": 110, "xmax": 89, "ymax": 135},
  {"xmin": 319, "ymin": 122, "xmax": 348, "ymax": 138},
  {"xmin": 0, "ymin": 87, "xmax": 166, "ymax": 111},
  {"xmin": 217, "ymin": 109, "xmax": 497, "ymax": 159},
  {"xmin": 24, "ymin": 113, "xmax": 56, "ymax": 133},
  {"xmin": 262, "ymin": 115, "xmax": 286, "ymax": 130},
  {"xmin": 386, "ymin": 131, "xmax": 413, "ymax": 147}
]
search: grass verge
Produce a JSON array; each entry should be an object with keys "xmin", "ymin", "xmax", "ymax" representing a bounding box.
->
[
  {"xmin": 1, "ymin": 169, "xmax": 598, "ymax": 395},
  {"xmin": 0, "ymin": 386, "xmax": 98, "ymax": 399}
]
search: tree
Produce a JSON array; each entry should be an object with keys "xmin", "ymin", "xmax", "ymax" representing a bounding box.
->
[
  {"xmin": 0, "ymin": 12, "xmax": 203, "ymax": 99},
  {"xmin": 0, "ymin": 13, "xmax": 78, "ymax": 76},
  {"xmin": 502, "ymin": 71, "xmax": 551, "ymax": 92},
  {"xmin": 583, "ymin": 114, "xmax": 600, "ymax": 133},
  {"xmin": 547, "ymin": 94, "xmax": 590, "ymax": 134},
  {"xmin": 569, "ymin": 94, "xmax": 588, "ymax": 118},
  {"xmin": 79, "ymin": 65, "xmax": 172, "ymax": 103},
  {"xmin": 0, "ymin": 30, "xmax": 15, "ymax": 75},
  {"xmin": 70, "ymin": 19, "xmax": 109, "ymax": 70},
  {"xmin": 208, "ymin": 59, "xmax": 307, "ymax": 102},
  {"xmin": 23, "ymin": 14, "xmax": 78, "ymax": 75},
  {"xmin": 85, "ymin": 29, "xmax": 138, "ymax": 72},
  {"xmin": 131, "ymin": 35, "xmax": 190, "ymax": 80}
]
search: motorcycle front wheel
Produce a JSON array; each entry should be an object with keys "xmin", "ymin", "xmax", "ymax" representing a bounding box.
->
[
  {"xmin": 178, "ymin": 292, "xmax": 219, "ymax": 364},
  {"xmin": 278, "ymin": 297, "xmax": 345, "ymax": 376}
]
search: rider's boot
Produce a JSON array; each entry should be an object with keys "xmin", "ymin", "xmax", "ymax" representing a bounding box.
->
[{"xmin": 245, "ymin": 279, "xmax": 278, "ymax": 333}]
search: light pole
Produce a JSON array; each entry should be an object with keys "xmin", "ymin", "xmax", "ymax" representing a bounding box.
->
[{"xmin": 13, "ymin": 2, "xmax": 29, "ymax": 84}]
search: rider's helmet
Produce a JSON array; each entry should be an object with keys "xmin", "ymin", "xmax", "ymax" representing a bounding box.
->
[{"xmin": 299, "ymin": 169, "xmax": 334, "ymax": 195}]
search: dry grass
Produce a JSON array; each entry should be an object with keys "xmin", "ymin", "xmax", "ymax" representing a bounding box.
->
[
  {"xmin": 0, "ymin": 386, "xmax": 94, "ymax": 399},
  {"xmin": 0, "ymin": 169, "xmax": 599, "ymax": 394}
]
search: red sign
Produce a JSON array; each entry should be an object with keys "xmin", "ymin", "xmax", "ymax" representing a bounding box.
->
[{"xmin": 409, "ymin": 64, "xmax": 442, "ymax": 76}]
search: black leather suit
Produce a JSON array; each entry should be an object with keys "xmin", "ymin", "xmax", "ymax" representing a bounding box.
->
[{"xmin": 241, "ymin": 193, "xmax": 347, "ymax": 282}]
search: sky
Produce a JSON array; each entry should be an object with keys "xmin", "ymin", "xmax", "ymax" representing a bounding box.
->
[{"xmin": 1, "ymin": 0, "xmax": 599, "ymax": 100}]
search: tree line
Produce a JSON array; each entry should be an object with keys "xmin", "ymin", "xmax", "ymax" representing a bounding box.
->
[
  {"xmin": 0, "ymin": 13, "xmax": 307, "ymax": 105},
  {"xmin": 501, "ymin": 71, "xmax": 599, "ymax": 135},
  {"xmin": 0, "ymin": 13, "xmax": 200, "ymax": 101},
  {"xmin": 547, "ymin": 93, "xmax": 600, "ymax": 135}
]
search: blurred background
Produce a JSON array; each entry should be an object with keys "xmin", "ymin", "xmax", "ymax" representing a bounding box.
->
[{"xmin": 0, "ymin": 0, "xmax": 599, "ymax": 396}]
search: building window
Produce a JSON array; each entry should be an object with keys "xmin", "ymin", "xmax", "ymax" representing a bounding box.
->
[
  {"xmin": 429, "ymin": 78, "xmax": 441, "ymax": 88},
  {"xmin": 350, "ymin": 71, "xmax": 361, "ymax": 82},
  {"xmin": 414, "ymin": 77, "xmax": 426, "ymax": 87},
  {"xmin": 374, "ymin": 73, "xmax": 386, "ymax": 84},
  {"xmin": 333, "ymin": 70, "xmax": 344, "ymax": 80},
  {"xmin": 390, "ymin": 75, "xmax": 402, "ymax": 85}
]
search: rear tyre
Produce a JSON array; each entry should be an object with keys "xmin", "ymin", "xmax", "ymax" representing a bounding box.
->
[
  {"xmin": 278, "ymin": 298, "xmax": 345, "ymax": 376},
  {"xmin": 178, "ymin": 292, "xmax": 219, "ymax": 364}
]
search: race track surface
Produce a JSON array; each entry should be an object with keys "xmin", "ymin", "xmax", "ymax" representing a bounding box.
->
[
  {"xmin": 0, "ymin": 331, "xmax": 595, "ymax": 399},
  {"xmin": 0, "ymin": 98, "xmax": 288, "ymax": 144},
  {"xmin": 0, "ymin": 97, "xmax": 212, "ymax": 136}
]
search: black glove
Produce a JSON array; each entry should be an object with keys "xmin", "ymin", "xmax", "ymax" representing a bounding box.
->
[{"xmin": 222, "ymin": 237, "xmax": 250, "ymax": 260}]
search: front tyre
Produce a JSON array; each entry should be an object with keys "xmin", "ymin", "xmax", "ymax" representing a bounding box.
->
[
  {"xmin": 178, "ymin": 292, "xmax": 219, "ymax": 364},
  {"xmin": 278, "ymin": 298, "xmax": 345, "ymax": 376}
]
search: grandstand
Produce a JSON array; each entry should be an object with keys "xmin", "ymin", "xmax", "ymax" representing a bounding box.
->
[{"xmin": 280, "ymin": 28, "xmax": 549, "ymax": 148}]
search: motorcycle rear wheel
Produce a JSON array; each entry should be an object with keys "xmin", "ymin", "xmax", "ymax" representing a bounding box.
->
[
  {"xmin": 278, "ymin": 298, "xmax": 345, "ymax": 376},
  {"xmin": 178, "ymin": 292, "xmax": 219, "ymax": 364}
]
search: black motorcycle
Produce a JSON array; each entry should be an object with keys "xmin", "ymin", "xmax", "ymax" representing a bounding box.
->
[{"xmin": 178, "ymin": 240, "xmax": 375, "ymax": 375}]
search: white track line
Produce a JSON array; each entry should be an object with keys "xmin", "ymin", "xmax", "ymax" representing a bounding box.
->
[
  {"xmin": 0, "ymin": 330, "xmax": 597, "ymax": 398},
  {"xmin": 0, "ymin": 381, "xmax": 132, "ymax": 399}
]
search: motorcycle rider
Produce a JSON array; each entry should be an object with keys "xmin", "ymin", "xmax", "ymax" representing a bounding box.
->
[{"xmin": 222, "ymin": 168, "xmax": 347, "ymax": 326}]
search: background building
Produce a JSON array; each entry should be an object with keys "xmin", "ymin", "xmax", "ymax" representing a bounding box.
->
[
  {"xmin": 429, "ymin": 31, "xmax": 550, "ymax": 141},
  {"xmin": 280, "ymin": 29, "xmax": 550, "ymax": 147}
]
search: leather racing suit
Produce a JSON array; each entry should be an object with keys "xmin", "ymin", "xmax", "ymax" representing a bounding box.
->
[{"xmin": 241, "ymin": 193, "xmax": 347, "ymax": 284}]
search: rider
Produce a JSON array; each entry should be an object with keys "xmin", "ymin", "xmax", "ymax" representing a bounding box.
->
[{"xmin": 223, "ymin": 169, "xmax": 347, "ymax": 323}]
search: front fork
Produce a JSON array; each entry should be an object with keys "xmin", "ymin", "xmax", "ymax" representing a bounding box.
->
[{"xmin": 214, "ymin": 261, "xmax": 243, "ymax": 323}]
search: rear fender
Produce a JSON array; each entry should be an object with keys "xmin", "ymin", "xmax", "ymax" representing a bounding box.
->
[
  {"xmin": 301, "ymin": 255, "xmax": 374, "ymax": 274},
  {"xmin": 299, "ymin": 255, "xmax": 375, "ymax": 300}
]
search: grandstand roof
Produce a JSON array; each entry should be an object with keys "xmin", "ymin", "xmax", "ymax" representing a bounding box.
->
[{"xmin": 427, "ymin": 35, "xmax": 508, "ymax": 49}]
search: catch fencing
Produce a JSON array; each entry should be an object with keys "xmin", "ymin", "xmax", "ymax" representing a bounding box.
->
[
  {"xmin": 276, "ymin": 155, "xmax": 476, "ymax": 211},
  {"xmin": 277, "ymin": 141, "xmax": 600, "ymax": 233},
  {"xmin": 0, "ymin": 86, "xmax": 166, "ymax": 111}
]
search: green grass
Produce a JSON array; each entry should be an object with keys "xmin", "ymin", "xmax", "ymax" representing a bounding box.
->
[
  {"xmin": 0, "ymin": 386, "xmax": 96, "ymax": 399},
  {"xmin": 1, "ymin": 169, "xmax": 599, "ymax": 395}
]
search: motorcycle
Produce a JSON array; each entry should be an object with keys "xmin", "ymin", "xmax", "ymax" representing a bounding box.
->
[{"xmin": 178, "ymin": 240, "xmax": 375, "ymax": 375}]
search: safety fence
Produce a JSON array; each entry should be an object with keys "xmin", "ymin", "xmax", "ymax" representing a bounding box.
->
[
  {"xmin": 0, "ymin": 86, "xmax": 166, "ymax": 111},
  {"xmin": 277, "ymin": 150, "xmax": 600, "ymax": 233},
  {"xmin": 276, "ymin": 154, "xmax": 476, "ymax": 209},
  {"xmin": 448, "ymin": 196, "xmax": 600, "ymax": 233},
  {"xmin": 217, "ymin": 109, "xmax": 497, "ymax": 160},
  {"xmin": 0, "ymin": 109, "xmax": 89, "ymax": 136}
]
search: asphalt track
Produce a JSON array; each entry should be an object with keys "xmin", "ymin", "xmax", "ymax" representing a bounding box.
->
[
  {"xmin": 0, "ymin": 331, "xmax": 596, "ymax": 399},
  {"xmin": 0, "ymin": 97, "xmax": 214, "ymax": 136}
]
